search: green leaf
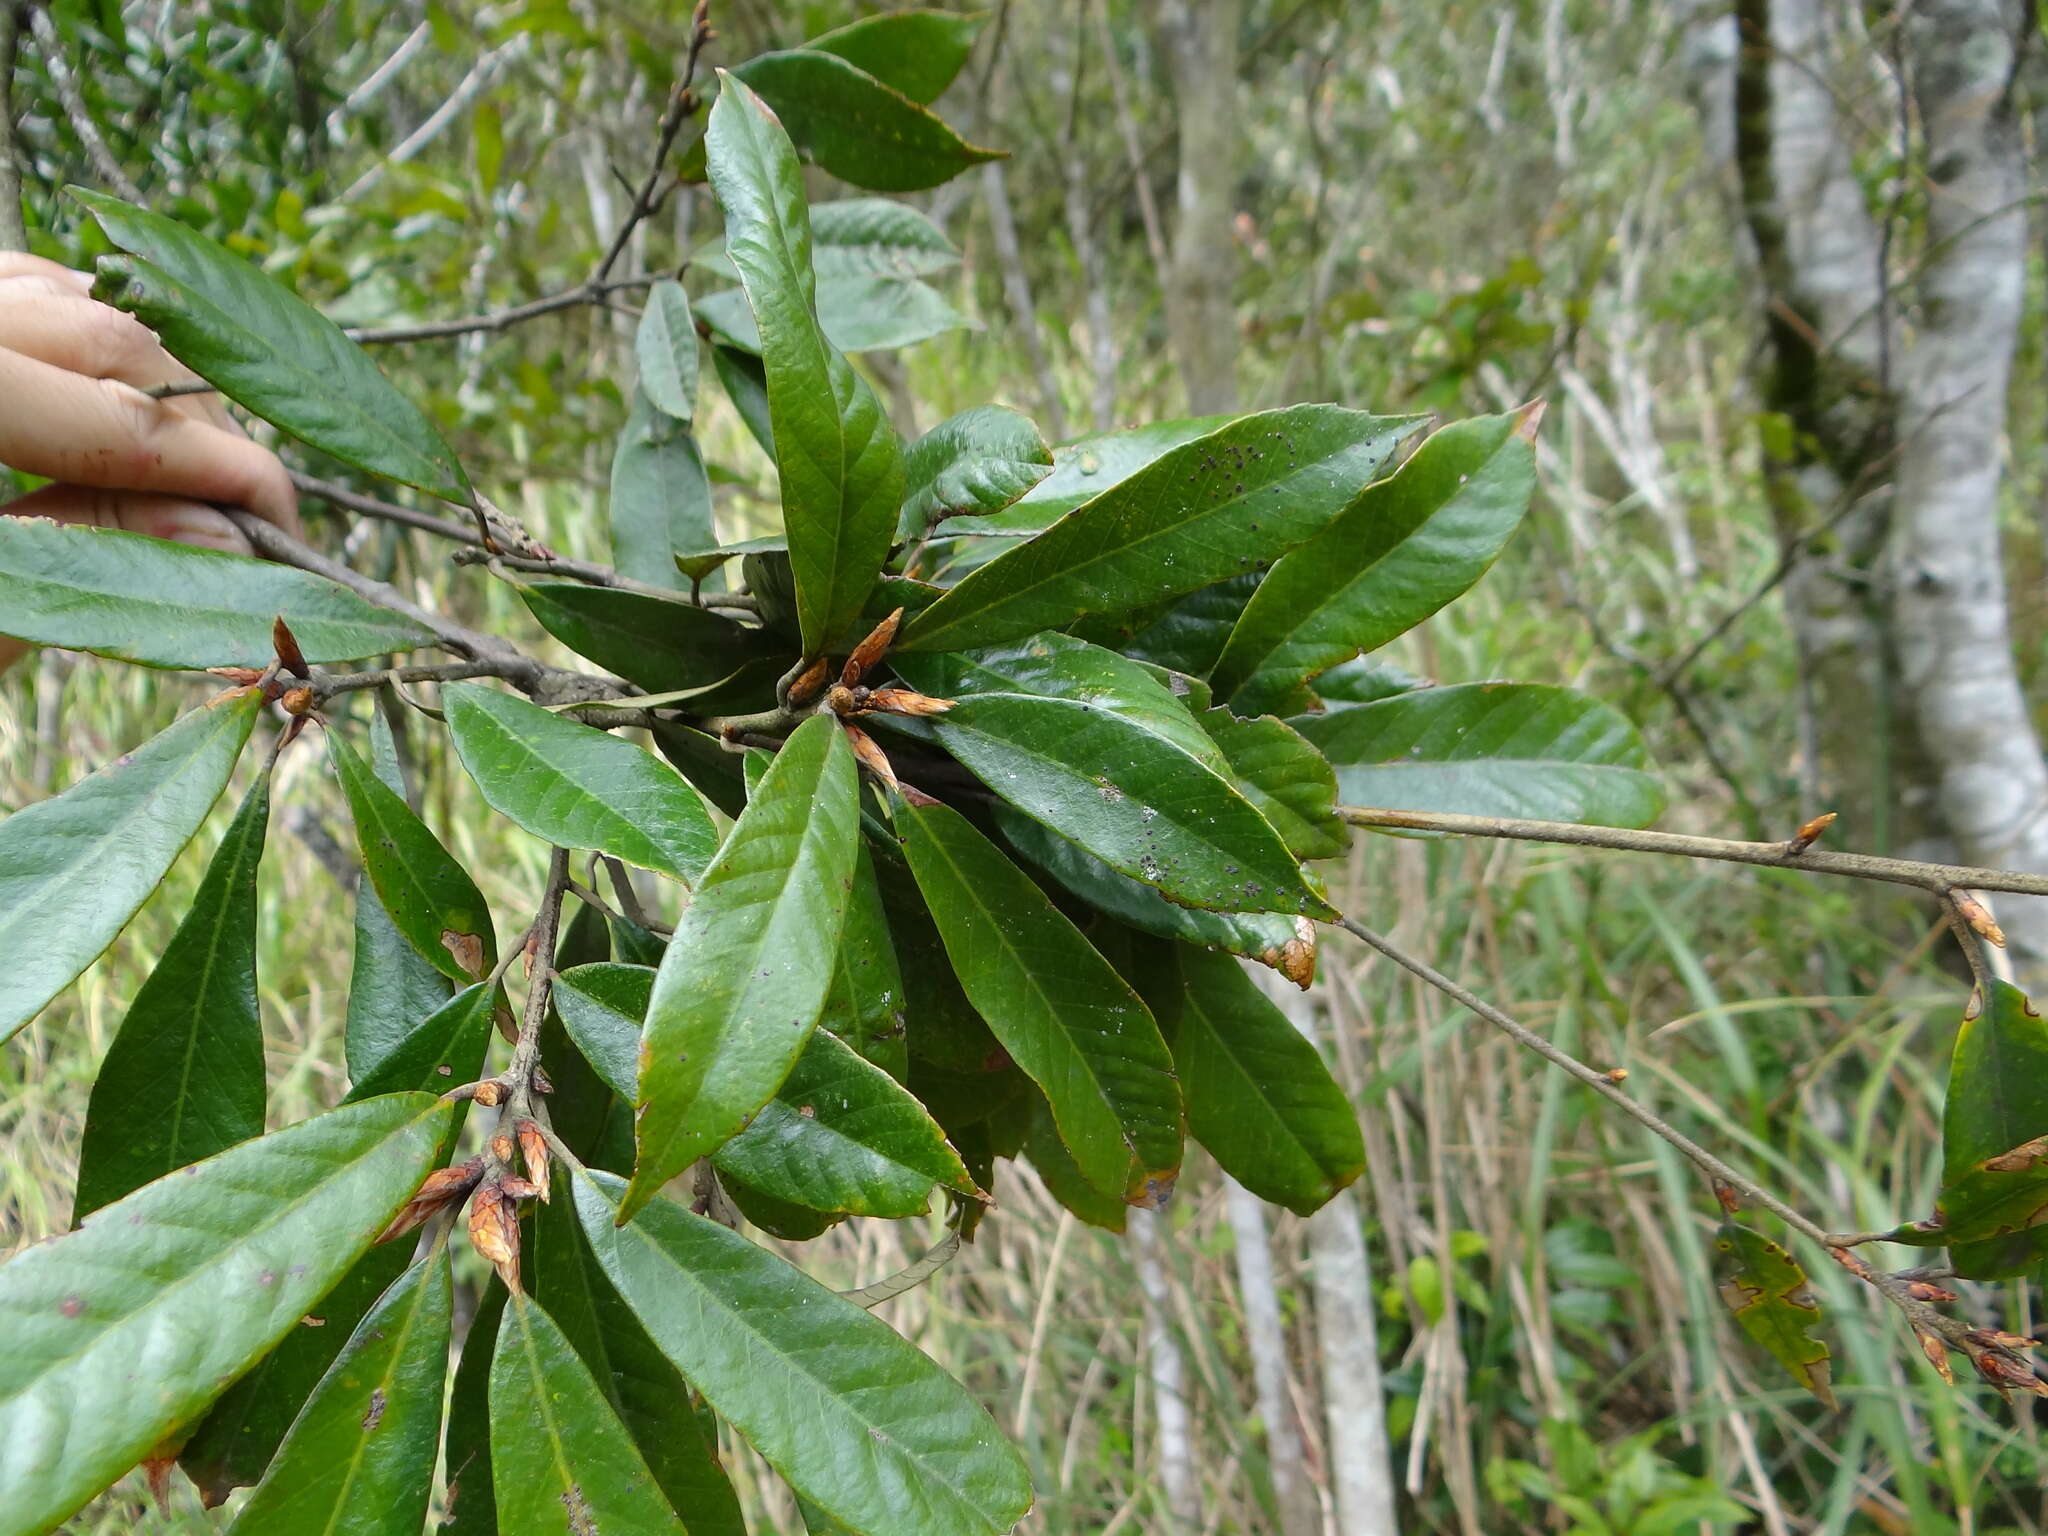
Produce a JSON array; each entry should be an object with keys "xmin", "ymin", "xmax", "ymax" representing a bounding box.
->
[
  {"xmin": 1197, "ymin": 708, "xmax": 1347, "ymax": 861},
  {"xmin": 345, "ymin": 981, "xmax": 500, "ymax": 1101},
  {"xmin": 75, "ymin": 190, "xmax": 469, "ymax": 503},
  {"xmin": 74, "ymin": 771, "xmax": 271, "ymax": 1219},
  {"xmin": 1311, "ymin": 653, "xmax": 1426, "ymax": 706},
  {"xmin": 711, "ymin": 342, "xmax": 776, "ymax": 457},
  {"xmin": 1713, "ymin": 1222, "xmax": 1836, "ymax": 1408},
  {"xmin": 1071, "ymin": 573, "xmax": 1261, "ymax": 676},
  {"xmin": 637, "ymin": 279, "xmax": 700, "ymax": 423},
  {"xmin": 728, "ymin": 51, "xmax": 1002, "ymax": 192},
  {"xmin": 0, "ymin": 1093, "xmax": 452, "ymax": 1534},
  {"xmin": 0, "ymin": 690, "xmax": 260, "ymax": 1043},
  {"xmin": 897, "ymin": 404, "xmax": 1055, "ymax": 540},
  {"xmin": 564, "ymin": 950, "xmax": 958, "ymax": 1218},
  {"xmin": 804, "ymin": 8, "xmax": 987, "ymax": 102},
  {"xmin": 1293, "ymin": 683, "xmax": 1665, "ymax": 829},
  {"xmin": 1137, "ymin": 943, "xmax": 1363, "ymax": 1216},
  {"xmin": 1211, "ymin": 411, "xmax": 1536, "ymax": 715},
  {"xmin": 889, "ymin": 635, "xmax": 1324, "ymax": 916},
  {"xmin": 825, "ymin": 842, "xmax": 910, "ymax": 1079},
  {"xmin": 708, "ymin": 73, "xmax": 905, "ymax": 653},
  {"xmin": 440, "ymin": 1282, "xmax": 506, "ymax": 1535},
  {"xmin": 695, "ymin": 197, "xmax": 962, "ymax": 282},
  {"xmin": 346, "ymin": 713, "xmax": 454, "ymax": 1085},
  {"xmin": 573, "ymin": 1169, "xmax": 1034, "ymax": 1535},
  {"xmin": 611, "ymin": 387, "xmax": 715, "ymax": 592},
  {"xmin": 697, "ymin": 271, "xmax": 970, "ymax": 356},
  {"xmin": 1882, "ymin": 982, "xmax": 2048, "ymax": 1277},
  {"xmin": 992, "ymin": 804, "xmax": 1311, "ymax": 976},
  {"xmin": 1021, "ymin": 1092, "xmax": 1127, "ymax": 1232},
  {"xmin": 527, "ymin": 1197, "xmax": 746, "ymax": 1532},
  {"xmin": 899, "ymin": 800, "xmax": 1182, "ymax": 1205},
  {"xmin": 936, "ymin": 414, "xmax": 1233, "ymax": 538},
  {"xmin": 516, "ymin": 580, "xmax": 774, "ymax": 696},
  {"xmin": 488, "ymin": 1294, "xmax": 686, "ymax": 1536},
  {"xmin": 180, "ymin": 1244, "xmax": 415, "ymax": 1504},
  {"xmin": 627, "ymin": 714, "xmax": 861, "ymax": 1219},
  {"xmin": 444, "ymin": 684, "xmax": 718, "ymax": 884},
  {"xmin": 902, "ymin": 406, "xmax": 1420, "ymax": 652},
  {"xmin": 329, "ymin": 727, "xmax": 497, "ymax": 984},
  {"xmin": 225, "ymin": 1246, "xmax": 452, "ymax": 1535},
  {"xmin": 0, "ymin": 518, "xmax": 434, "ymax": 668}
]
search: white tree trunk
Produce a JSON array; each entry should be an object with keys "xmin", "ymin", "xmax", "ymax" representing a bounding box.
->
[
  {"xmin": 1161, "ymin": 0, "xmax": 1241, "ymax": 416},
  {"xmin": 1225, "ymin": 1179, "xmax": 1320, "ymax": 1536},
  {"xmin": 1130, "ymin": 1208, "xmax": 1201, "ymax": 1530},
  {"xmin": 1254, "ymin": 964, "xmax": 1399, "ymax": 1536},
  {"xmin": 1889, "ymin": 1, "xmax": 2048, "ymax": 975}
]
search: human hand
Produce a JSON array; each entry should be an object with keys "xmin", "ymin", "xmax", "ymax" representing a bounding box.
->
[{"xmin": 0, "ymin": 253, "xmax": 301, "ymax": 670}]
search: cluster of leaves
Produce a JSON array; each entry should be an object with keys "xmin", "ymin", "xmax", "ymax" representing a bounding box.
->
[{"xmin": 0, "ymin": 14, "xmax": 1695, "ymax": 1535}]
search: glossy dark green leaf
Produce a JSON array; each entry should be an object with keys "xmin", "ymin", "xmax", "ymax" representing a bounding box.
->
[
  {"xmin": 804, "ymin": 9, "xmax": 986, "ymax": 102},
  {"xmin": 0, "ymin": 518, "xmax": 434, "ymax": 668},
  {"xmin": 0, "ymin": 1093, "xmax": 451, "ymax": 1534},
  {"xmin": 346, "ymin": 713, "xmax": 453, "ymax": 1084},
  {"xmin": 897, "ymin": 404, "xmax": 1055, "ymax": 540},
  {"xmin": 1881, "ymin": 982, "xmax": 2048, "ymax": 1277},
  {"xmin": 1211, "ymin": 411, "xmax": 1536, "ymax": 715},
  {"xmin": 637, "ymin": 279, "xmax": 700, "ymax": 423},
  {"xmin": 899, "ymin": 800, "xmax": 1181, "ymax": 1205},
  {"xmin": 711, "ymin": 341, "xmax": 776, "ymax": 457},
  {"xmin": 1713, "ymin": 1222, "xmax": 1835, "ymax": 1408},
  {"xmin": 697, "ymin": 271, "xmax": 970, "ymax": 356},
  {"xmin": 559, "ymin": 961, "xmax": 961, "ymax": 1217},
  {"xmin": 1293, "ymin": 682, "xmax": 1665, "ymax": 828},
  {"xmin": 516, "ymin": 580, "xmax": 775, "ymax": 698},
  {"xmin": 181, "ymin": 1244, "xmax": 415, "ymax": 1504},
  {"xmin": 489, "ymin": 1293, "xmax": 686, "ymax": 1535},
  {"xmin": 935, "ymin": 414, "xmax": 1233, "ymax": 538},
  {"xmin": 444, "ymin": 684, "xmax": 717, "ymax": 884},
  {"xmin": 345, "ymin": 981, "xmax": 499, "ymax": 1101},
  {"xmin": 993, "ymin": 803, "xmax": 1311, "ymax": 979},
  {"xmin": 1198, "ymin": 708, "xmax": 1346, "ymax": 861},
  {"xmin": 1021, "ymin": 1092, "xmax": 1126, "ymax": 1232},
  {"xmin": 694, "ymin": 197, "xmax": 961, "ymax": 283},
  {"xmin": 329, "ymin": 727, "xmax": 497, "ymax": 984},
  {"xmin": 611, "ymin": 387, "xmax": 715, "ymax": 592},
  {"xmin": 871, "ymin": 849, "xmax": 1008, "ymax": 1073},
  {"xmin": 729, "ymin": 51, "xmax": 1002, "ymax": 192},
  {"xmin": 1072, "ymin": 572, "xmax": 1262, "ymax": 676},
  {"xmin": 825, "ymin": 842, "xmax": 910, "ymax": 1080},
  {"xmin": 902, "ymin": 406, "xmax": 1420, "ymax": 652},
  {"xmin": 627, "ymin": 714, "xmax": 861, "ymax": 1219},
  {"xmin": 708, "ymin": 74, "xmax": 905, "ymax": 653},
  {"xmin": 890, "ymin": 635, "xmax": 1324, "ymax": 916},
  {"xmin": 1139, "ymin": 943, "xmax": 1363, "ymax": 1216},
  {"xmin": 74, "ymin": 772, "xmax": 270, "ymax": 1220},
  {"xmin": 225, "ymin": 1246, "xmax": 452, "ymax": 1535},
  {"xmin": 440, "ymin": 1281, "xmax": 506, "ymax": 1535},
  {"xmin": 574, "ymin": 1169, "xmax": 1034, "ymax": 1535},
  {"xmin": 527, "ymin": 1196, "xmax": 746, "ymax": 1532},
  {"xmin": 1311, "ymin": 653, "xmax": 1426, "ymax": 706},
  {"xmin": 0, "ymin": 689, "xmax": 261, "ymax": 1043},
  {"xmin": 75, "ymin": 190, "xmax": 469, "ymax": 503}
]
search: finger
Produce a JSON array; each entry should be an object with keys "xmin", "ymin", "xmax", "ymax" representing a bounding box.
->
[
  {"xmin": 0, "ymin": 292, "xmax": 235, "ymax": 431},
  {"xmin": 0, "ymin": 254, "xmax": 94, "ymax": 293},
  {"xmin": 3, "ymin": 484, "xmax": 256, "ymax": 554},
  {"xmin": 0, "ymin": 347, "xmax": 301, "ymax": 536}
]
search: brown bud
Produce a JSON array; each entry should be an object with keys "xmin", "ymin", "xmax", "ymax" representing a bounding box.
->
[
  {"xmin": 843, "ymin": 723, "xmax": 899, "ymax": 791},
  {"xmin": 518, "ymin": 1121, "xmax": 551, "ymax": 1203},
  {"xmin": 1904, "ymin": 1280, "xmax": 1961, "ymax": 1304},
  {"xmin": 866, "ymin": 687, "xmax": 954, "ymax": 717},
  {"xmin": 1786, "ymin": 811, "xmax": 1837, "ymax": 854},
  {"xmin": 1952, "ymin": 889, "xmax": 2007, "ymax": 949},
  {"xmin": 1917, "ymin": 1327, "xmax": 1956, "ymax": 1385},
  {"xmin": 279, "ymin": 685, "xmax": 315, "ymax": 717},
  {"xmin": 1713, "ymin": 1183, "xmax": 1742, "ymax": 1217},
  {"xmin": 498, "ymin": 1176, "xmax": 541, "ymax": 1201},
  {"xmin": 1604, "ymin": 1067, "xmax": 1629, "ymax": 1084},
  {"xmin": 375, "ymin": 1156, "xmax": 485, "ymax": 1244},
  {"xmin": 208, "ymin": 666, "xmax": 266, "ymax": 687},
  {"xmin": 468, "ymin": 1184, "xmax": 522, "ymax": 1293},
  {"xmin": 842, "ymin": 607, "xmax": 905, "ymax": 686},
  {"xmin": 491, "ymin": 1130, "xmax": 516, "ymax": 1165},
  {"xmin": 473, "ymin": 1079, "xmax": 505, "ymax": 1107},
  {"xmin": 785, "ymin": 656, "xmax": 832, "ymax": 707},
  {"xmin": 824, "ymin": 683, "xmax": 863, "ymax": 716},
  {"xmin": 271, "ymin": 616, "xmax": 309, "ymax": 679}
]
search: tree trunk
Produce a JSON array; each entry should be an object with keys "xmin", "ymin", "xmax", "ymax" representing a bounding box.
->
[
  {"xmin": 1131, "ymin": 1208, "xmax": 1202, "ymax": 1530},
  {"xmin": 1889, "ymin": 0, "xmax": 2048, "ymax": 976},
  {"xmin": 1161, "ymin": 0, "xmax": 1241, "ymax": 416},
  {"xmin": 1225, "ymin": 1179, "xmax": 1322, "ymax": 1536}
]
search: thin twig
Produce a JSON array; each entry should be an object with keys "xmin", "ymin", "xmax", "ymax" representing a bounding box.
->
[
  {"xmin": 503, "ymin": 846, "xmax": 573, "ymax": 1105},
  {"xmin": 1337, "ymin": 805, "xmax": 2048, "ymax": 901},
  {"xmin": 346, "ymin": 274, "xmax": 662, "ymax": 345},
  {"xmin": 590, "ymin": 1, "xmax": 714, "ymax": 286},
  {"xmin": 26, "ymin": 7, "xmax": 142, "ymax": 203},
  {"xmin": 309, "ymin": 659, "xmax": 524, "ymax": 703}
]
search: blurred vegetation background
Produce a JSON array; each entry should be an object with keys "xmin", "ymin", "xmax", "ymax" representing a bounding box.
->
[{"xmin": 4, "ymin": 0, "xmax": 2048, "ymax": 1530}]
